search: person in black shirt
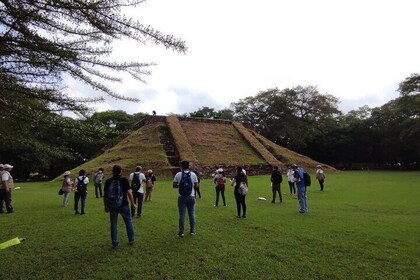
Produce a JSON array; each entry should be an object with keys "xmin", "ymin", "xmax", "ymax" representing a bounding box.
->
[
  {"xmin": 103, "ymin": 165, "xmax": 136, "ymax": 249},
  {"xmin": 270, "ymin": 166, "xmax": 283, "ymax": 203}
]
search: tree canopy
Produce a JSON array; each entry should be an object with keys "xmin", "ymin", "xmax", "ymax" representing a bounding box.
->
[{"xmin": 0, "ymin": 0, "xmax": 186, "ymax": 177}]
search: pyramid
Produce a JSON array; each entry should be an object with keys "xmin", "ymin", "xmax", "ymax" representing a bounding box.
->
[{"xmin": 65, "ymin": 115, "xmax": 334, "ymax": 179}]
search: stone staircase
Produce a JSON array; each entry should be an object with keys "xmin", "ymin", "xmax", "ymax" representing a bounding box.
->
[{"xmin": 158, "ymin": 124, "xmax": 180, "ymax": 176}]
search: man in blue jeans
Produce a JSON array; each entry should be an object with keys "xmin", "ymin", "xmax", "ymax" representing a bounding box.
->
[
  {"xmin": 173, "ymin": 161, "xmax": 198, "ymax": 237},
  {"xmin": 292, "ymin": 164, "xmax": 308, "ymax": 214},
  {"xmin": 104, "ymin": 165, "xmax": 136, "ymax": 249}
]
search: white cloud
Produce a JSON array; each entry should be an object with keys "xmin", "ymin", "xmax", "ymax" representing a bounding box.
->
[{"xmin": 64, "ymin": 0, "xmax": 420, "ymax": 115}]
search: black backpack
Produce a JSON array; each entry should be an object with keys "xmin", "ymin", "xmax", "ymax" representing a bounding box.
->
[
  {"xmin": 179, "ymin": 171, "xmax": 193, "ymax": 197},
  {"xmin": 131, "ymin": 173, "xmax": 141, "ymax": 192},
  {"xmin": 105, "ymin": 178, "xmax": 124, "ymax": 210},
  {"xmin": 303, "ymin": 172, "xmax": 311, "ymax": 187},
  {"xmin": 76, "ymin": 176, "xmax": 87, "ymax": 193}
]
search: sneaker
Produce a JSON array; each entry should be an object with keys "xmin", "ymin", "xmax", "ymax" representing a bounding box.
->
[
  {"xmin": 242, "ymin": 215, "xmax": 246, "ymax": 218},
  {"xmin": 75, "ymin": 211, "xmax": 80, "ymax": 215},
  {"xmin": 190, "ymin": 232, "xmax": 196, "ymax": 236},
  {"xmin": 129, "ymin": 240, "xmax": 135, "ymax": 246},
  {"xmin": 112, "ymin": 245, "xmax": 119, "ymax": 250},
  {"xmin": 177, "ymin": 233, "xmax": 185, "ymax": 237},
  {"xmin": 237, "ymin": 215, "xmax": 241, "ymax": 218},
  {"xmin": 81, "ymin": 212, "xmax": 85, "ymax": 215}
]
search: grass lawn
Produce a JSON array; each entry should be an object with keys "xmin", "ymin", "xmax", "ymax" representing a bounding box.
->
[{"xmin": 0, "ymin": 171, "xmax": 419, "ymax": 280}]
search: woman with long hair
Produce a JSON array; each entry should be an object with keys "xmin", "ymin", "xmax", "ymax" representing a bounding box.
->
[{"xmin": 231, "ymin": 166, "xmax": 247, "ymax": 218}]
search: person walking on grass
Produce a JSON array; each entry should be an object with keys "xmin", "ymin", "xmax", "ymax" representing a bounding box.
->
[
  {"xmin": 94, "ymin": 168, "xmax": 104, "ymax": 198},
  {"xmin": 144, "ymin": 169, "xmax": 156, "ymax": 201},
  {"xmin": 231, "ymin": 166, "xmax": 247, "ymax": 218},
  {"xmin": 129, "ymin": 166, "xmax": 146, "ymax": 218},
  {"xmin": 270, "ymin": 166, "xmax": 283, "ymax": 203},
  {"xmin": 316, "ymin": 165, "xmax": 326, "ymax": 191},
  {"xmin": 61, "ymin": 171, "xmax": 74, "ymax": 207},
  {"xmin": 287, "ymin": 165, "xmax": 296, "ymax": 197},
  {"xmin": 0, "ymin": 164, "xmax": 15, "ymax": 214},
  {"xmin": 74, "ymin": 169, "xmax": 89, "ymax": 215},
  {"xmin": 292, "ymin": 164, "xmax": 308, "ymax": 214},
  {"xmin": 173, "ymin": 161, "xmax": 198, "ymax": 237},
  {"xmin": 213, "ymin": 168, "xmax": 226, "ymax": 207},
  {"xmin": 104, "ymin": 165, "xmax": 136, "ymax": 249}
]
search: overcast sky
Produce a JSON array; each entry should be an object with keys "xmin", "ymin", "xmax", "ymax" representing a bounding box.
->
[{"xmin": 66, "ymin": 0, "xmax": 420, "ymax": 115}]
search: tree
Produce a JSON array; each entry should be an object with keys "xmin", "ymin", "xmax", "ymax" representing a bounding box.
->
[
  {"xmin": 231, "ymin": 86, "xmax": 341, "ymax": 152},
  {"xmin": 188, "ymin": 107, "xmax": 234, "ymax": 120},
  {"xmin": 0, "ymin": 0, "xmax": 186, "ymax": 176},
  {"xmin": 398, "ymin": 73, "xmax": 420, "ymax": 96}
]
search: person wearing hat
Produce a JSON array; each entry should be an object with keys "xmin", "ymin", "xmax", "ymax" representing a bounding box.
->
[
  {"xmin": 316, "ymin": 165, "xmax": 326, "ymax": 191},
  {"xmin": 61, "ymin": 171, "xmax": 74, "ymax": 207},
  {"xmin": 292, "ymin": 164, "xmax": 308, "ymax": 214},
  {"xmin": 144, "ymin": 169, "xmax": 156, "ymax": 202},
  {"xmin": 1, "ymin": 164, "xmax": 15, "ymax": 214},
  {"xmin": 94, "ymin": 168, "xmax": 105, "ymax": 198},
  {"xmin": 213, "ymin": 168, "xmax": 226, "ymax": 206}
]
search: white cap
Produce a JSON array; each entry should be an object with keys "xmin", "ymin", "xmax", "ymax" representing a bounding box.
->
[
  {"xmin": 63, "ymin": 171, "xmax": 71, "ymax": 176},
  {"xmin": 216, "ymin": 168, "xmax": 224, "ymax": 173},
  {"xmin": 3, "ymin": 164, "xmax": 13, "ymax": 169}
]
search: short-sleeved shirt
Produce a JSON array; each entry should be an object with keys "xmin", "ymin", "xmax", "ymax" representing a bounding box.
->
[
  {"xmin": 74, "ymin": 176, "xmax": 89, "ymax": 186},
  {"xmin": 129, "ymin": 172, "xmax": 146, "ymax": 193},
  {"xmin": 173, "ymin": 170, "xmax": 198, "ymax": 197},
  {"xmin": 95, "ymin": 172, "xmax": 104, "ymax": 183},
  {"xmin": 104, "ymin": 175, "xmax": 131, "ymax": 207}
]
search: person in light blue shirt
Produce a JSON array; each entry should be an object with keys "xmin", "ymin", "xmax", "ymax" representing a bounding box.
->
[
  {"xmin": 292, "ymin": 164, "xmax": 308, "ymax": 214},
  {"xmin": 173, "ymin": 160, "xmax": 198, "ymax": 237}
]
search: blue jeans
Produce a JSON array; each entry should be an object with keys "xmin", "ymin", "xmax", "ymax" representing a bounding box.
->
[
  {"xmin": 178, "ymin": 196, "xmax": 195, "ymax": 234},
  {"xmin": 62, "ymin": 192, "xmax": 70, "ymax": 206},
  {"xmin": 110, "ymin": 205, "xmax": 134, "ymax": 247},
  {"xmin": 297, "ymin": 186, "xmax": 308, "ymax": 213},
  {"xmin": 74, "ymin": 191, "xmax": 87, "ymax": 213},
  {"xmin": 95, "ymin": 182, "xmax": 103, "ymax": 198}
]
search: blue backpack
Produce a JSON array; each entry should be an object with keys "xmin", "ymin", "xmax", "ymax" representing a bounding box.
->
[
  {"xmin": 179, "ymin": 171, "xmax": 193, "ymax": 197},
  {"xmin": 106, "ymin": 178, "xmax": 124, "ymax": 210}
]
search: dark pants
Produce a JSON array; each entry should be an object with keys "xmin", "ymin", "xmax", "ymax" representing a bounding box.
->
[
  {"xmin": 288, "ymin": 181, "xmax": 296, "ymax": 194},
  {"xmin": 272, "ymin": 183, "xmax": 282, "ymax": 203},
  {"xmin": 215, "ymin": 186, "xmax": 226, "ymax": 206},
  {"xmin": 74, "ymin": 191, "xmax": 87, "ymax": 214},
  {"xmin": 0, "ymin": 189, "xmax": 13, "ymax": 213},
  {"xmin": 318, "ymin": 179, "xmax": 325, "ymax": 191},
  {"xmin": 95, "ymin": 182, "xmax": 103, "ymax": 198},
  {"xmin": 234, "ymin": 191, "xmax": 246, "ymax": 217},
  {"xmin": 131, "ymin": 192, "xmax": 144, "ymax": 217}
]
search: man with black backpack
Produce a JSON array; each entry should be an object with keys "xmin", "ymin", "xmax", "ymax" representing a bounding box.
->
[
  {"xmin": 173, "ymin": 160, "xmax": 198, "ymax": 237},
  {"xmin": 104, "ymin": 165, "xmax": 136, "ymax": 249},
  {"xmin": 74, "ymin": 169, "xmax": 89, "ymax": 215},
  {"xmin": 129, "ymin": 166, "xmax": 146, "ymax": 218}
]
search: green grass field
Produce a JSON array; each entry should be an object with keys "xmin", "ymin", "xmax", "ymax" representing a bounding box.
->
[{"xmin": 1, "ymin": 171, "xmax": 419, "ymax": 280}]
